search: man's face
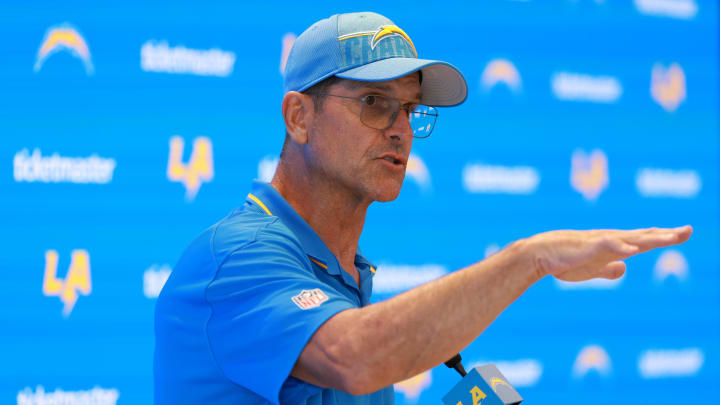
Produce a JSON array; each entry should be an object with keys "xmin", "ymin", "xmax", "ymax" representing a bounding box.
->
[{"xmin": 306, "ymin": 73, "xmax": 420, "ymax": 203}]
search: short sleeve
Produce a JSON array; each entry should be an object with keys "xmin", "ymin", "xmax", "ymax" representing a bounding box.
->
[{"xmin": 205, "ymin": 226, "xmax": 356, "ymax": 405}]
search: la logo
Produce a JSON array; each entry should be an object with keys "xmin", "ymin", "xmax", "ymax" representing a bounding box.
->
[
  {"xmin": 570, "ymin": 149, "xmax": 608, "ymax": 202},
  {"xmin": 167, "ymin": 136, "xmax": 214, "ymax": 201},
  {"xmin": 43, "ymin": 250, "xmax": 92, "ymax": 317},
  {"xmin": 456, "ymin": 385, "xmax": 487, "ymax": 405},
  {"xmin": 651, "ymin": 63, "xmax": 686, "ymax": 112}
]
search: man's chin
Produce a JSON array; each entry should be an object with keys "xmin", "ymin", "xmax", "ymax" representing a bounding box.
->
[
  {"xmin": 374, "ymin": 194, "xmax": 399, "ymax": 203},
  {"xmin": 372, "ymin": 180, "xmax": 404, "ymax": 202}
]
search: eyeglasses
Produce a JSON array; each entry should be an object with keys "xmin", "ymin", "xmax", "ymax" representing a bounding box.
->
[{"xmin": 318, "ymin": 93, "xmax": 439, "ymax": 138}]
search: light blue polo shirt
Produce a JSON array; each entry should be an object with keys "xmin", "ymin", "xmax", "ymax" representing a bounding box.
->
[{"xmin": 154, "ymin": 181, "xmax": 394, "ymax": 405}]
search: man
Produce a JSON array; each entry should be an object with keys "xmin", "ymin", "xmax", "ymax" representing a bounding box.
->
[{"xmin": 154, "ymin": 11, "xmax": 692, "ymax": 405}]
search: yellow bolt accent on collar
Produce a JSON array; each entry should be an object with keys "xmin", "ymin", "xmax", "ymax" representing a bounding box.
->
[
  {"xmin": 370, "ymin": 266, "xmax": 376, "ymax": 274},
  {"xmin": 308, "ymin": 256, "xmax": 328, "ymax": 270},
  {"xmin": 247, "ymin": 193, "xmax": 272, "ymax": 216}
]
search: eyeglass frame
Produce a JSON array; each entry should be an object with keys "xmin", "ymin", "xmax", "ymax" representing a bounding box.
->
[{"xmin": 314, "ymin": 93, "xmax": 439, "ymax": 139}]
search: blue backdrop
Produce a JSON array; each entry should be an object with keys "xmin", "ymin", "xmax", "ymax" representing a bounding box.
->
[{"xmin": 2, "ymin": 1, "xmax": 718, "ymax": 404}]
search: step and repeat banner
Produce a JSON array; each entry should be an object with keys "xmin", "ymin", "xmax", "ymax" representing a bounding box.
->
[{"xmin": 2, "ymin": 1, "xmax": 718, "ymax": 404}]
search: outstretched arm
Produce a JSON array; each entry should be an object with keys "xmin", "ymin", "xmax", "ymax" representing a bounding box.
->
[{"xmin": 291, "ymin": 225, "xmax": 692, "ymax": 395}]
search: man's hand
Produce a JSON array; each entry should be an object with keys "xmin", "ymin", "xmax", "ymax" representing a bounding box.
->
[{"xmin": 529, "ymin": 226, "xmax": 693, "ymax": 282}]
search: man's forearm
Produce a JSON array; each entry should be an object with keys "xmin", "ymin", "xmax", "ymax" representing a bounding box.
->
[{"xmin": 294, "ymin": 237, "xmax": 541, "ymax": 394}]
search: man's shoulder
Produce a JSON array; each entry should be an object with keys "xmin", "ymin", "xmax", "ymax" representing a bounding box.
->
[
  {"xmin": 166, "ymin": 204, "xmax": 308, "ymax": 293},
  {"xmin": 211, "ymin": 204, "xmax": 304, "ymax": 264}
]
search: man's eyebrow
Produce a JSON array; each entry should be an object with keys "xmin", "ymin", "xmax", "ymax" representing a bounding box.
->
[{"xmin": 371, "ymin": 83, "xmax": 398, "ymax": 92}]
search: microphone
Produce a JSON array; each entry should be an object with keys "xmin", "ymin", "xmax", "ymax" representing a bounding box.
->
[
  {"xmin": 444, "ymin": 353, "xmax": 467, "ymax": 377},
  {"xmin": 442, "ymin": 358, "xmax": 523, "ymax": 405}
]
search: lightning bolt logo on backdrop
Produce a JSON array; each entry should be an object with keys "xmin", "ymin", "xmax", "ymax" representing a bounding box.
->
[
  {"xmin": 654, "ymin": 249, "xmax": 689, "ymax": 283},
  {"xmin": 34, "ymin": 23, "xmax": 94, "ymax": 74},
  {"xmin": 481, "ymin": 59, "xmax": 522, "ymax": 92},
  {"xmin": 573, "ymin": 345, "xmax": 612, "ymax": 378}
]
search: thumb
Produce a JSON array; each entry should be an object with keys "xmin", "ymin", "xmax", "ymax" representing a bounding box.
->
[{"xmin": 599, "ymin": 261, "xmax": 627, "ymax": 280}]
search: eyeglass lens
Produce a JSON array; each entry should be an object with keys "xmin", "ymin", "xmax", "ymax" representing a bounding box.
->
[
  {"xmin": 409, "ymin": 105, "xmax": 437, "ymax": 138},
  {"xmin": 361, "ymin": 95, "xmax": 437, "ymax": 138}
]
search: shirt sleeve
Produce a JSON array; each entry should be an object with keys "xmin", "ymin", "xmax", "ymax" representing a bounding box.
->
[{"xmin": 205, "ymin": 225, "xmax": 356, "ymax": 405}]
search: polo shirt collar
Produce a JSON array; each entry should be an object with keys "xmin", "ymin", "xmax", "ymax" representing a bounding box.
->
[{"xmin": 246, "ymin": 181, "xmax": 376, "ymax": 293}]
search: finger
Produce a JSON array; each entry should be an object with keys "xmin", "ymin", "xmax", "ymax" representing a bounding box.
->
[
  {"xmin": 599, "ymin": 261, "xmax": 626, "ymax": 280},
  {"xmin": 624, "ymin": 226, "xmax": 681, "ymax": 236},
  {"xmin": 604, "ymin": 237, "xmax": 639, "ymax": 257},
  {"xmin": 554, "ymin": 261, "xmax": 626, "ymax": 282},
  {"xmin": 589, "ymin": 227, "xmax": 666, "ymax": 241},
  {"xmin": 620, "ymin": 230, "xmax": 688, "ymax": 251},
  {"xmin": 673, "ymin": 225, "xmax": 693, "ymax": 243}
]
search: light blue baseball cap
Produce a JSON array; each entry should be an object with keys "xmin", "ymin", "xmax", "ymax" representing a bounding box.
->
[{"xmin": 283, "ymin": 12, "xmax": 468, "ymax": 107}]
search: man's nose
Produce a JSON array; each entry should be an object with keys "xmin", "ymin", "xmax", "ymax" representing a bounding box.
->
[{"xmin": 387, "ymin": 109, "xmax": 413, "ymax": 142}]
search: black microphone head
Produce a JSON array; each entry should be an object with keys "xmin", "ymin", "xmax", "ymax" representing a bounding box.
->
[
  {"xmin": 444, "ymin": 354, "xmax": 463, "ymax": 368},
  {"xmin": 444, "ymin": 353, "xmax": 467, "ymax": 377}
]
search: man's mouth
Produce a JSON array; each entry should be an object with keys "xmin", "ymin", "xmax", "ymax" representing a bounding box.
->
[{"xmin": 379, "ymin": 153, "xmax": 406, "ymax": 166}]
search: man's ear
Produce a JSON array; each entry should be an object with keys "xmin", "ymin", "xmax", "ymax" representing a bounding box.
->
[{"xmin": 282, "ymin": 91, "xmax": 314, "ymax": 145}]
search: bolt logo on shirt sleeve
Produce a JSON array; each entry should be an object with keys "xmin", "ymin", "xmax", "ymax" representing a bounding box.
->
[
  {"xmin": 291, "ymin": 288, "xmax": 329, "ymax": 310},
  {"xmin": 42, "ymin": 249, "xmax": 92, "ymax": 317}
]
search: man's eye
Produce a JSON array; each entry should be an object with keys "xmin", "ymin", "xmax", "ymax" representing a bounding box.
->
[{"xmin": 364, "ymin": 95, "xmax": 377, "ymax": 106}]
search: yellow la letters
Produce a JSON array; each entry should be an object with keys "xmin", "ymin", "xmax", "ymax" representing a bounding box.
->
[
  {"xmin": 167, "ymin": 136, "xmax": 214, "ymax": 201},
  {"xmin": 43, "ymin": 249, "xmax": 92, "ymax": 317},
  {"xmin": 455, "ymin": 385, "xmax": 487, "ymax": 405},
  {"xmin": 471, "ymin": 386, "xmax": 487, "ymax": 405}
]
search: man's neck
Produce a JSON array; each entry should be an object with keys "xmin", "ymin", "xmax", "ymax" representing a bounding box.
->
[{"xmin": 271, "ymin": 164, "xmax": 369, "ymax": 281}]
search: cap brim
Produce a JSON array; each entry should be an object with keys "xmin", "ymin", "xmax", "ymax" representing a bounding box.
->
[{"xmin": 335, "ymin": 58, "xmax": 468, "ymax": 107}]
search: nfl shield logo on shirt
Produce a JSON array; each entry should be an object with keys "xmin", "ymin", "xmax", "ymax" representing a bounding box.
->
[{"xmin": 292, "ymin": 288, "xmax": 329, "ymax": 310}]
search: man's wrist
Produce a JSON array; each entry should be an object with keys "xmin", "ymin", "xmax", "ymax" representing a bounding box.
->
[{"xmin": 504, "ymin": 235, "xmax": 547, "ymax": 283}]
